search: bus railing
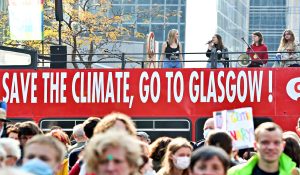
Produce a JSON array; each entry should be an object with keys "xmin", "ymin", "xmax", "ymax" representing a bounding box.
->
[{"xmin": 37, "ymin": 50, "xmax": 300, "ymax": 69}]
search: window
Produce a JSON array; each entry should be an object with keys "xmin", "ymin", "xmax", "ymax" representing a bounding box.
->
[
  {"xmin": 133, "ymin": 118, "xmax": 191, "ymax": 140},
  {"xmin": 40, "ymin": 119, "xmax": 85, "ymax": 132}
]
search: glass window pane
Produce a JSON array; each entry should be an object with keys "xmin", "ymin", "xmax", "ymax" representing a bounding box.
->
[
  {"xmin": 137, "ymin": 6, "xmax": 150, "ymax": 23},
  {"xmin": 165, "ymin": 6, "xmax": 178, "ymax": 23},
  {"xmin": 137, "ymin": 0, "xmax": 150, "ymax": 4},
  {"xmin": 152, "ymin": 25, "xmax": 164, "ymax": 41},
  {"xmin": 166, "ymin": 0, "xmax": 178, "ymax": 4},
  {"xmin": 152, "ymin": 0, "xmax": 165, "ymax": 4},
  {"xmin": 151, "ymin": 5, "xmax": 164, "ymax": 23}
]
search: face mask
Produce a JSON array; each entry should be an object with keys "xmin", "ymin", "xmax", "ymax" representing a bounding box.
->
[
  {"xmin": 173, "ymin": 156, "xmax": 190, "ymax": 170},
  {"xmin": 203, "ymin": 129, "xmax": 212, "ymax": 139},
  {"xmin": 144, "ymin": 169, "xmax": 156, "ymax": 175}
]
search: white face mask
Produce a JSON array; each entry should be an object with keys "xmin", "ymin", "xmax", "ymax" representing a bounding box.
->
[
  {"xmin": 173, "ymin": 156, "xmax": 190, "ymax": 170},
  {"xmin": 144, "ymin": 169, "xmax": 156, "ymax": 175},
  {"xmin": 203, "ymin": 128, "xmax": 212, "ymax": 139}
]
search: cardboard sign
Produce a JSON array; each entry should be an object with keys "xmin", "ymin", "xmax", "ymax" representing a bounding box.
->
[{"xmin": 213, "ymin": 107, "xmax": 255, "ymax": 149}]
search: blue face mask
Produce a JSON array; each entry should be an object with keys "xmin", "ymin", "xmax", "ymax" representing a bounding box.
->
[{"xmin": 203, "ymin": 129, "xmax": 212, "ymax": 139}]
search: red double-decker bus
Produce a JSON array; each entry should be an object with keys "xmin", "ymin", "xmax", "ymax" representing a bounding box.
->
[{"xmin": 1, "ymin": 46, "xmax": 300, "ymax": 141}]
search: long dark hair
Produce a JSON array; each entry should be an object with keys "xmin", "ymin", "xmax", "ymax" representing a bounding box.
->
[
  {"xmin": 252, "ymin": 31, "xmax": 263, "ymax": 45},
  {"xmin": 214, "ymin": 34, "xmax": 224, "ymax": 50}
]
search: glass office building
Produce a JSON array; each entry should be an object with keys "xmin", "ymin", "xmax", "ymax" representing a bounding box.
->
[
  {"xmin": 0, "ymin": 0, "xmax": 8, "ymax": 12},
  {"xmin": 249, "ymin": 0, "xmax": 286, "ymax": 56},
  {"xmin": 217, "ymin": 0, "xmax": 249, "ymax": 56},
  {"xmin": 185, "ymin": 0, "xmax": 249, "ymax": 68},
  {"xmin": 111, "ymin": 0, "xmax": 187, "ymax": 50},
  {"xmin": 286, "ymin": 0, "xmax": 300, "ymax": 43}
]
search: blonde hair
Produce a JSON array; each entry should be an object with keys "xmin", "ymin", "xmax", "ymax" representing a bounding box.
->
[
  {"xmin": 255, "ymin": 122, "xmax": 283, "ymax": 141},
  {"xmin": 278, "ymin": 29, "xmax": 296, "ymax": 51},
  {"xmin": 25, "ymin": 135, "xmax": 66, "ymax": 163},
  {"xmin": 161, "ymin": 137, "xmax": 192, "ymax": 175},
  {"xmin": 167, "ymin": 29, "xmax": 179, "ymax": 45},
  {"xmin": 94, "ymin": 112, "xmax": 136, "ymax": 136},
  {"xmin": 84, "ymin": 130, "xmax": 143, "ymax": 174}
]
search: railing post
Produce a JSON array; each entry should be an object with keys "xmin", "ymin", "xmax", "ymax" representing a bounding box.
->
[
  {"xmin": 141, "ymin": 61, "xmax": 144, "ymax": 68},
  {"xmin": 121, "ymin": 53, "xmax": 125, "ymax": 69}
]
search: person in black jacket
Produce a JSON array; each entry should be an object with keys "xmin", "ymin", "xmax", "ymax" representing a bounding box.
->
[{"xmin": 206, "ymin": 34, "xmax": 229, "ymax": 68}]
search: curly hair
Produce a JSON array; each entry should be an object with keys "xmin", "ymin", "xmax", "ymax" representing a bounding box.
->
[{"xmin": 84, "ymin": 130, "xmax": 143, "ymax": 175}]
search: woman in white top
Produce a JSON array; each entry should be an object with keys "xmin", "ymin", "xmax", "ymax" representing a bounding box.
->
[{"xmin": 277, "ymin": 29, "xmax": 300, "ymax": 67}]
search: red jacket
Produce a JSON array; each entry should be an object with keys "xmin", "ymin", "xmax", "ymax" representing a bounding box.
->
[{"xmin": 246, "ymin": 44, "xmax": 268, "ymax": 64}]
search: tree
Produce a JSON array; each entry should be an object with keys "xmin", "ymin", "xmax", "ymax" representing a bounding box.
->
[{"xmin": 1, "ymin": 0, "xmax": 182, "ymax": 68}]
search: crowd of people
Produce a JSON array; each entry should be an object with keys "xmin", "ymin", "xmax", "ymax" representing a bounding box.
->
[
  {"xmin": 158, "ymin": 28, "xmax": 300, "ymax": 68},
  {"xmin": 1, "ymin": 110, "xmax": 300, "ymax": 175}
]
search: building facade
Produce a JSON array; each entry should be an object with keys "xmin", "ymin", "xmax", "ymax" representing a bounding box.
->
[
  {"xmin": 249, "ymin": 0, "xmax": 286, "ymax": 56},
  {"xmin": 185, "ymin": 0, "xmax": 249, "ymax": 68},
  {"xmin": 286, "ymin": 0, "xmax": 300, "ymax": 43},
  {"xmin": 0, "ymin": 0, "xmax": 8, "ymax": 12},
  {"xmin": 111, "ymin": 0, "xmax": 187, "ymax": 51}
]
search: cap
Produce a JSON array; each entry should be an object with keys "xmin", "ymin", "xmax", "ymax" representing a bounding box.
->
[{"xmin": 137, "ymin": 131, "xmax": 151, "ymax": 142}]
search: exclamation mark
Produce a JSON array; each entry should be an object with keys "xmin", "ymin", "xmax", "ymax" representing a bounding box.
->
[{"xmin": 268, "ymin": 71, "xmax": 273, "ymax": 102}]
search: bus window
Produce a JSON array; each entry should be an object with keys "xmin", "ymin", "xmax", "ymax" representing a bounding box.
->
[
  {"xmin": 0, "ymin": 46, "xmax": 37, "ymax": 69},
  {"xmin": 195, "ymin": 117, "xmax": 273, "ymax": 141},
  {"xmin": 133, "ymin": 118, "xmax": 192, "ymax": 142},
  {"xmin": 39, "ymin": 119, "xmax": 85, "ymax": 133}
]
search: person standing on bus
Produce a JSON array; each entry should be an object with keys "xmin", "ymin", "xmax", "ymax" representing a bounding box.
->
[
  {"xmin": 157, "ymin": 137, "xmax": 192, "ymax": 175},
  {"xmin": 206, "ymin": 34, "xmax": 229, "ymax": 68},
  {"xmin": 247, "ymin": 31, "xmax": 268, "ymax": 67},
  {"xmin": 277, "ymin": 29, "xmax": 300, "ymax": 67},
  {"xmin": 159, "ymin": 29, "xmax": 183, "ymax": 68}
]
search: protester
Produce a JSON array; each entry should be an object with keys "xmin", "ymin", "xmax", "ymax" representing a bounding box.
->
[
  {"xmin": 137, "ymin": 131, "xmax": 151, "ymax": 144},
  {"xmin": 18, "ymin": 121, "xmax": 43, "ymax": 147},
  {"xmin": 94, "ymin": 112, "xmax": 137, "ymax": 136},
  {"xmin": 22, "ymin": 158, "xmax": 54, "ymax": 175},
  {"xmin": 296, "ymin": 117, "xmax": 300, "ymax": 138},
  {"xmin": 0, "ymin": 168, "xmax": 34, "ymax": 175},
  {"xmin": 68, "ymin": 124, "xmax": 87, "ymax": 153},
  {"xmin": 84, "ymin": 130, "xmax": 143, "ymax": 175},
  {"xmin": 247, "ymin": 31, "xmax": 268, "ymax": 67},
  {"xmin": 0, "ymin": 108, "xmax": 9, "ymax": 138},
  {"xmin": 159, "ymin": 29, "xmax": 183, "ymax": 68},
  {"xmin": 149, "ymin": 136, "xmax": 172, "ymax": 172},
  {"xmin": 193, "ymin": 118, "xmax": 215, "ymax": 149},
  {"xmin": 206, "ymin": 130, "xmax": 239, "ymax": 167},
  {"xmin": 23, "ymin": 135, "xmax": 66, "ymax": 174},
  {"xmin": 0, "ymin": 145, "xmax": 7, "ymax": 168},
  {"xmin": 206, "ymin": 34, "xmax": 229, "ymax": 68},
  {"xmin": 228, "ymin": 122, "xmax": 298, "ymax": 175},
  {"xmin": 75, "ymin": 112, "xmax": 138, "ymax": 175},
  {"xmin": 157, "ymin": 137, "xmax": 192, "ymax": 175},
  {"xmin": 189, "ymin": 146, "xmax": 230, "ymax": 175},
  {"xmin": 283, "ymin": 132, "xmax": 300, "ymax": 167},
  {"xmin": 48, "ymin": 129, "xmax": 70, "ymax": 175},
  {"xmin": 68, "ymin": 117, "xmax": 100, "ymax": 172},
  {"xmin": 17, "ymin": 121, "xmax": 43, "ymax": 165},
  {"xmin": 7, "ymin": 125, "xmax": 19, "ymax": 140},
  {"xmin": 0, "ymin": 138, "xmax": 21, "ymax": 167},
  {"xmin": 277, "ymin": 29, "xmax": 300, "ymax": 67}
]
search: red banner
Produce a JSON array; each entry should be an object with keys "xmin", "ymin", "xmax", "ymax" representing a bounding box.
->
[{"xmin": 0, "ymin": 68, "xmax": 299, "ymax": 118}]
